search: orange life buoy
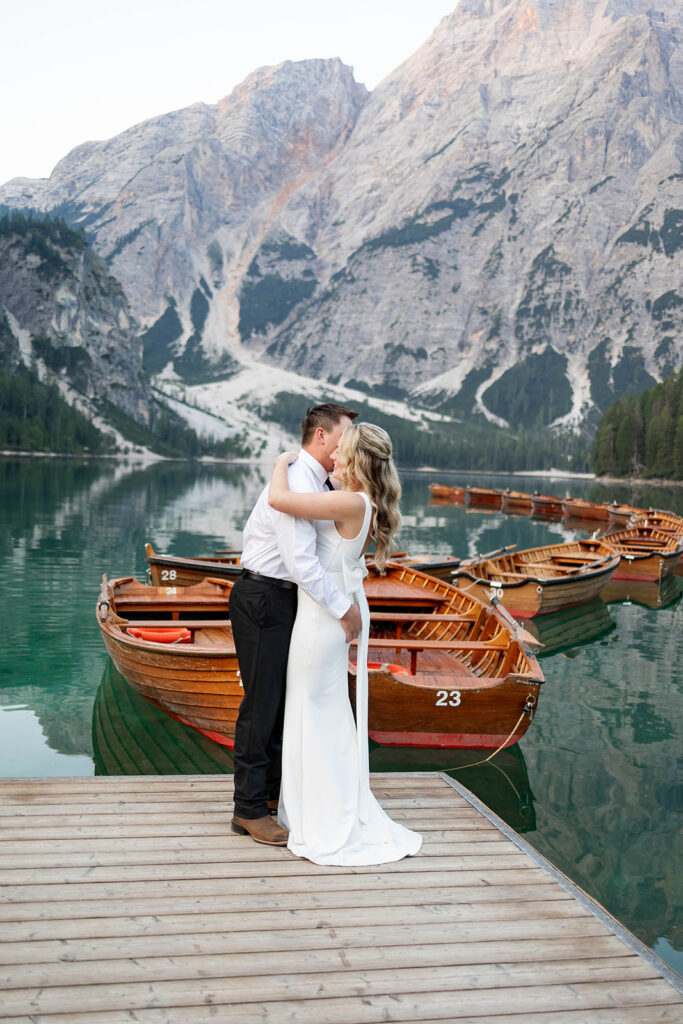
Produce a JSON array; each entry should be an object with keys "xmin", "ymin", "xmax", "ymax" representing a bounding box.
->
[{"xmin": 127, "ymin": 627, "xmax": 192, "ymax": 644}]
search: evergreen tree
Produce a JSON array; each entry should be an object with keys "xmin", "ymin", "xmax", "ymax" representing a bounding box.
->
[
  {"xmin": 593, "ymin": 367, "xmax": 683, "ymax": 480},
  {"xmin": 673, "ymin": 414, "xmax": 683, "ymax": 479}
]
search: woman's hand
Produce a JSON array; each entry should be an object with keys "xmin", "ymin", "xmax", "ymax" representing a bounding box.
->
[{"xmin": 274, "ymin": 451, "xmax": 298, "ymax": 468}]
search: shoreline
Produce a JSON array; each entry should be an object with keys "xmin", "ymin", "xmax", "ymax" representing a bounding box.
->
[
  {"xmin": 3, "ymin": 449, "xmax": 683, "ymax": 488},
  {"xmin": 409, "ymin": 466, "xmax": 683, "ymax": 488}
]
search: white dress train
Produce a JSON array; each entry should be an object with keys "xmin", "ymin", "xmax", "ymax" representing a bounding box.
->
[{"xmin": 279, "ymin": 492, "xmax": 422, "ymax": 865}]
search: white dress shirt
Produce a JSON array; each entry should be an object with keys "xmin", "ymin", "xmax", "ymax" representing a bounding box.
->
[{"xmin": 241, "ymin": 448, "xmax": 351, "ymax": 619}]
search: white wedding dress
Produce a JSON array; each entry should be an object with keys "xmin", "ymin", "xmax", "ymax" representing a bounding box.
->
[{"xmin": 279, "ymin": 492, "xmax": 422, "ymax": 865}]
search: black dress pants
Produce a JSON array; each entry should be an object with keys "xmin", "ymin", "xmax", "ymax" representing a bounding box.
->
[{"xmin": 229, "ymin": 573, "xmax": 298, "ymax": 819}]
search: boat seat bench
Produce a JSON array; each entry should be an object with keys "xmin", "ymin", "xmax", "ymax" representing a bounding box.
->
[
  {"xmin": 121, "ymin": 618, "xmax": 232, "ymax": 628},
  {"xmin": 357, "ymin": 636, "xmax": 508, "ymax": 675},
  {"xmin": 370, "ymin": 612, "xmax": 478, "ymax": 623},
  {"xmin": 119, "ymin": 613, "xmax": 477, "ymax": 629}
]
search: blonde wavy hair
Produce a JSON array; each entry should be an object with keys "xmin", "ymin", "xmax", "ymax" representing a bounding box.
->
[{"xmin": 336, "ymin": 423, "xmax": 401, "ymax": 573}]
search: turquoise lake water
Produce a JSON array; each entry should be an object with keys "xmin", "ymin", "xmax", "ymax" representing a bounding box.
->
[{"xmin": 0, "ymin": 456, "xmax": 681, "ymax": 974}]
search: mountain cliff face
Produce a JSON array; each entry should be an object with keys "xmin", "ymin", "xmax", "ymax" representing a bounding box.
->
[
  {"xmin": 1, "ymin": 60, "xmax": 368, "ymax": 385},
  {"xmin": 264, "ymin": 0, "xmax": 683, "ymax": 430},
  {"xmin": 1, "ymin": 1, "xmax": 681, "ymax": 439},
  {"xmin": 0, "ymin": 215, "xmax": 151, "ymax": 434}
]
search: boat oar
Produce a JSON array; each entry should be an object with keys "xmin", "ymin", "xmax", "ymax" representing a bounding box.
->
[
  {"xmin": 459, "ymin": 543, "xmax": 517, "ymax": 566},
  {"xmin": 490, "ymin": 596, "xmax": 543, "ymax": 648}
]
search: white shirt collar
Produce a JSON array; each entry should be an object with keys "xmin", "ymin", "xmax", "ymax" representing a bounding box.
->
[{"xmin": 297, "ymin": 447, "xmax": 329, "ymax": 485}]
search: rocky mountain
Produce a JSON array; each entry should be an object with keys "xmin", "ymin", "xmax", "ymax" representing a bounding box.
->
[
  {"xmin": 0, "ymin": 213, "xmax": 152, "ymax": 447},
  {"xmin": 2, "ymin": 0, "xmax": 681, "ymax": 446},
  {"xmin": 0, "ymin": 60, "xmax": 368, "ymax": 384}
]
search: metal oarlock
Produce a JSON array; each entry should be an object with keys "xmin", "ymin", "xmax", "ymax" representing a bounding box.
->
[{"xmin": 490, "ymin": 596, "xmax": 543, "ymax": 649}]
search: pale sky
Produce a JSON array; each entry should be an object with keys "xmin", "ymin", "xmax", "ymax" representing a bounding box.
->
[{"xmin": 0, "ymin": 0, "xmax": 458, "ymax": 187}]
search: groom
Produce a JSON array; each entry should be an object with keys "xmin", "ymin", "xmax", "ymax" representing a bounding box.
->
[{"xmin": 229, "ymin": 403, "xmax": 361, "ymax": 845}]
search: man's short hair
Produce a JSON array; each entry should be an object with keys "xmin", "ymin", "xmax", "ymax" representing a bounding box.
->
[{"xmin": 301, "ymin": 403, "xmax": 358, "ymax": 444}]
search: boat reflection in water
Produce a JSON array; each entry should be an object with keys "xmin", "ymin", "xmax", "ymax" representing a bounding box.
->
[
  {"xmin": 524, "ymin": 598, "xmax": 617, "ymax": 658},
  {"xmin": 93, "ymin": 660, "xmax": 536, "ymax": 832},
  {"xmin": 600, "ymin": 573, "xmax": 683, "ymax": 609},
  {"xmin": 93, "ymin": 661, "xmax": 235, "ymax": 776},
  {"xmin": 369, "ymin": 741, "xmax": 536, "ymax": 833}
]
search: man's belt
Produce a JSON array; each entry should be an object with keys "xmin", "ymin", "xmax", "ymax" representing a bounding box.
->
[{"xmin": 240, "ymin": 568, "xmax": 296, "ymax": 590}]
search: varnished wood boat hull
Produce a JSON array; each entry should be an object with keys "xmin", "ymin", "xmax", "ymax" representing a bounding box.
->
[
  {"xmin": 146, "ymin": 544, "xmax": 241, "ymax": 587},
  {"xmin": 466, "ymin": 487, "xmax": 503, "ymax": 508},
  {"xmin": 607, "ymin": 504, "xmax": 643, "ymax": 524},
  {"xmin": 610, "ymin": 549, "xmax": 683, "ymax": 581},
  {"xmin": 501, "ymin": 491, "xmax": 533, "ymax": 514},
  {"xmin": 428, "ymin": 484, "xmax": 465, "ymax": 502},
  {"xmin": 531, "ymin": 494, "xmax": 564, "ymax": 517},
  {"xmin": 631, "ymin": 516, "xmax": 683, "ymax": 576},
  {"xmin": 349, "ymin": 662, "xmax": 539, "ymax": 749},
  {"xmin": 561, "ymin": 499, "xmax": 611, "ymax": 521},
  {"xmin": 97, "ymin": 576, "xmax": 242, "ymax": 748},
  {"xmin": 357, "ymin": 564, "xmax": 544, "ymax": 748},
  {"xmin": 450, "ymin": 568, "xmax": 616, "ymax": 617},
  {"xmin": 450, "ymin": 540, "xmax": 619, "ymax": 618},
  {"xmin": 99, "ymin": 627, "xmax": 243, "ymax": 747},
  {"xmin": 632, "ymin": 512, "xmax": 683, "ymax": 533},
  {"xmin": 600, "ymin": 527, "xmax": 683, "ymax": 581},
  {"xmin": 388, "ymin": 555, "xmax": 462, "ymax": 581}
]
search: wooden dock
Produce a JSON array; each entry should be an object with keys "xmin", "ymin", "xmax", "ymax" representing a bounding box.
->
[{"xmin": 1, "ymin": 772, "xmax": 681, "ymax": 1022}]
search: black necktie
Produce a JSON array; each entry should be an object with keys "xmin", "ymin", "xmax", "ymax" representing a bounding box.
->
[{"xmin": 324, "ymin": 477, "xmax": 333, "ymax": 490}]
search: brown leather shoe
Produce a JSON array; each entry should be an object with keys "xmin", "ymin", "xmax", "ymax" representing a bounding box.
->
[
  {"xmin": 231, "ymin": 814, "xmax": 289, "ymax": 846},
  {"xmin": 267, "ymin": 799, "xmax": 279, "ymax": 815}
]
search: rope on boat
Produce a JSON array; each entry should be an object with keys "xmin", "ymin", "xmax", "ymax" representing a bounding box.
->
[{"xmin": 441, "ymin": 694, "xmax": 537, "ymax": 772}]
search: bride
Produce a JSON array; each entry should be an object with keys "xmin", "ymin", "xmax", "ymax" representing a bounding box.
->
[{"xmin": 268, "ymin": 422, "xmax": 422, "ymax": 866}]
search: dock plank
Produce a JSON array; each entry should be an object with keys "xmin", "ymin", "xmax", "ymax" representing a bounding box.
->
[
  {"xmin": 0, "ymin": 917, "xmax": 610, "ymax": 965},
  {"xmin": 0, "ymin": 772, "xmax": 680, "ymax": 1022},
  {"xmin": 0, "ymin": 958, "xmax": 663, "ymax": 1016},
  {"xmin": 3, "ymin": 988, "xmax": 682, "ymax": 1024}
]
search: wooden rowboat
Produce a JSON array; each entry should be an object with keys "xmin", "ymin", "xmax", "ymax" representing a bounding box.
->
[
  {"xmin": 147, "ymin": 543, "xmax": 465, "ymax": 587},
  {"xmin": 501, "ymin": 490, "xmax": 533, "ymax": 514},
  {"xmin": 350, "ymin": 564, "xmax": 544, "ymax": 749},
  {"xmin": 146, "ymin": 543, "xmax": 241, "ymax": 587},
  {"xmin": 531, "ymin": 492, "xmax": 564, "ymax": 517},
  {"xmin": 599, "ymin": 526, "xmax": 683, "ymax": 581},
  {"xmin": 606, "ymin": 502, "xmax": 643, "ymax": 525},
  {"xmin": 97, "ymin": 575, "xmax": 242, "ymax": 748},
  {"xmin": 466, "ymin": 486, "xmax": 504, "ymax": 508},
  {"xmin": 629, "ymin": 514, "xmax": 683, "ymax": 575},
  {"xmin": 449, "ymin": 539, "xmax": 620, "ymax": 618},
  {"xmin": 631, "ymin": 511, "xmax": 683, "ymax": 536},
  {"xmin": 561, "ymin": 497, "xmax": 611, "ymax": 521},
  {"xmin": 428, "ymin": 483, "xmax": 466, "ymax": 502},
  {"xmin": 98, "ymin": 567, "xmax": 544, "ymax": 751},
  {"xmin": 385, "ymin": 553, "xmax": 462, "ymax": 581},
  {"xmin": 381, "ymin": 544, "xmax": 517, "ymax": 583}
]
